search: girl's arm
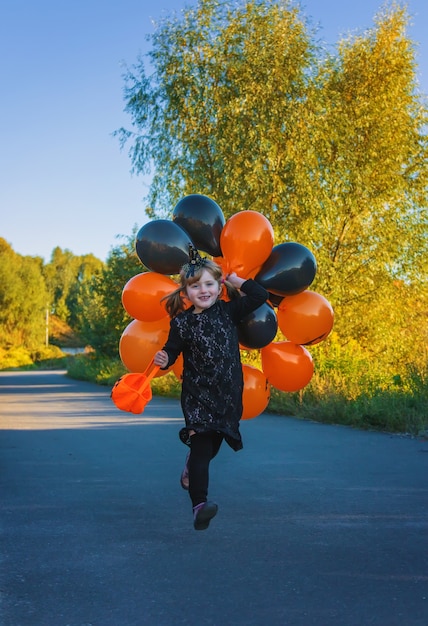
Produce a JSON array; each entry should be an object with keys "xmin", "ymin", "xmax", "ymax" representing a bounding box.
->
[
  {"xmin": 226, "ymin": 275, "xmax": 269, "ymax": 322},
  {"xmin": 154, "ymin": 318, "xmax": 184, "ymax": 369}
]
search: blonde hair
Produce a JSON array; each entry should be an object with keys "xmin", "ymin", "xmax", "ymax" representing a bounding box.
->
[{"xmin": 163, "ymin": 259, "xmax": 240, "ymax": 318}]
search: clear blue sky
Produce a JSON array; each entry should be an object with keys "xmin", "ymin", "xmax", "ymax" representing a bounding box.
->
[{"xmin": 1, "ymin": 0, "xmax": 426, "ymax": 262}]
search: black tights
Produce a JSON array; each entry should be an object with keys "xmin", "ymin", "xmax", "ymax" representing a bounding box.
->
[{"xmin": 188, "ymin": 431, "xmax": 224, "ymax": 507}]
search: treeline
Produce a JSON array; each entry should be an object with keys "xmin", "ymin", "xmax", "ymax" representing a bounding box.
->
[{"xmin": 0, "ymin": 236, "xmax": 141, "ymax": 361}]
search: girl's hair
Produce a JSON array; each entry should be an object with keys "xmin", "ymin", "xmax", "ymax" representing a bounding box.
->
[{"xmin": 163, "ymin": 259, "xmax": 240, "ymax": 318}]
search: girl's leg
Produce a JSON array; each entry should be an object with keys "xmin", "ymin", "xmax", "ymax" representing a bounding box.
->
[{"xmin": 188, "ymin": 431, "xmax": 223, "ymax": 507}]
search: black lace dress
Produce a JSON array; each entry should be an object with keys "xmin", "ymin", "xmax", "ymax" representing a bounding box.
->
[{"xmin": 162, "ymin": 279, "xmax": 268, "ymax": 450}]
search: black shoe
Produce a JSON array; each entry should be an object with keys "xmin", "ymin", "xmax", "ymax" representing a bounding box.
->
[{"xmin": 193, "ymin": 501, "xmax": 218, "ymax": 531}]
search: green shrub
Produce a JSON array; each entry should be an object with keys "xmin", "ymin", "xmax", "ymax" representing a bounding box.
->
[
  {"xmin": 266, "ymin": 345, "xmax": 428, "ymax": 435},
  {"xmin": 0, "ymin": 346, "xmax": 33, "ymax": 370},
  {"xmin": 67, "ymin": 353, "xmax": 127, "ymax": 385},
  {"xmin": 151, "ymin": 371, "xmax": 182, "ymax": 398},
  {"xmin": 0, "ymin": 344, "xmax": 69, "ymax": 370}
]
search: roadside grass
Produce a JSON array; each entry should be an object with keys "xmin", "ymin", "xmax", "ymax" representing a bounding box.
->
[
  {"xmin": 64, "ymin": 352, "xmax": 427, "ymax": 437},
  {"xmin": 268, "ymin": 383, "xmax": 428, "ymax": 435}
]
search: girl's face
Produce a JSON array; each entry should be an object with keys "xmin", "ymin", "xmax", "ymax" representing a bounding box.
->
[{"xmin": 185, "ymin": 268, "xmax": 222, "ymax": 313}]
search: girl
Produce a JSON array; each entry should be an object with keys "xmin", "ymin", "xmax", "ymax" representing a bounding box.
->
[{"xmin": 154, "ymin": 245, "xmax": 268, "ymax": 530}]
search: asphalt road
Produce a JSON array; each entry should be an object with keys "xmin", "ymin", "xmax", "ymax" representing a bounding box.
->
[{"xmin": 1, "ymin": 370, "xmax": 427, "ymax": 626}]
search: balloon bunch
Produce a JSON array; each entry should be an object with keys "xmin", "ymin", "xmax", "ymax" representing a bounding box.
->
[{"xmin": 119, "ymin": 194, "xmax": 334, "ymax": 419}]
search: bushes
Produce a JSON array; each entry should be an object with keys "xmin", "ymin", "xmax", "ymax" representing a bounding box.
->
[
  {"xmin": 0, "ymin": 345, "xmax": 67, "ymax": 370},
  {"xmin": 268, "ymin": 379, "xmax": 428, "ymax": 435},
  {"xmin": 266, "ymin": 338, "xmax": 428, "ymax": 435},
  {"xmin": 66, "ymin": 354, "xmax": 127, "ymax": 386},
  {"xmin": 0, "ymin": 346, "xmax": 33, "ymax": 370}
]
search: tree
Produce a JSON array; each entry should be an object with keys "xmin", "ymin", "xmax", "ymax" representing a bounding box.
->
[
  {"xmin": 76, "ymin": 234, "xmax": 143, "ymax": 356},
  {"xmin": 43, "ymin": 247, "xmax": 104, "ymax": 328},
  {"xmin": 66, "ymin": 253, "xmax": 105, "ymax": 329},
  {"xmin": 43, "ymin": 247, "xmax": 82, "ymax": 322},
  {"xmin": 306, "ymin": 6, "xmax": 428, "ymax": 348},
  {"xmin": 0, "ymin": 238, "xmax": 49, "ymax": 349},
  {"xmin": 117, "ymin": 0, "xmax": 427, "ymax": 369},
  {"xmin": 118, "ymin": 0, "xmax": 315, "ymax": 222}
]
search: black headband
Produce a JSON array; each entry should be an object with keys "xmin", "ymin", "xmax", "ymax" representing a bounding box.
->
[{"xmin": 182, "ymin": 244, "xmax": 208, "ymax": 278}]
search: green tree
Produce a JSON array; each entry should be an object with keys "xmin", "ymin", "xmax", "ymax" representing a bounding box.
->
[
  {"xmin": 43, "ymin": 247, "xmax": 104, "ymax": 328},
  {"xmin": 76, "ymin": 234, "xmax": 143, "ymax": 356},
  {"xmin": 66, "ymin": 253, "xmax": 105, "ymax": 329},
  {"xmin": 118, "ymin": 0, "xmax": 315, "ymax": 222},
  {"xmin": 306, "ymin": 6, "xmax": 428, "ymax": 351},
  {"xmin": 0, "ymin": 238, "xmax": 49, "ymax": 349},
  {"xmin": 117, "ymin": 0, "xmax": 427, "ymax": 372},
  {"xmin": 43, "ymin": 247, "xmax": 81, "ymax": 321}
]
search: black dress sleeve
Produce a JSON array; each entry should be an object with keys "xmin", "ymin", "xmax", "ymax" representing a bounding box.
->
[
  {"xmin": 227, "ymin": 279, "xmax": 269, "ymax": 323},
  {"xmin": 161, "ymin": 317, "xmax": 184, "ymax": 368}
]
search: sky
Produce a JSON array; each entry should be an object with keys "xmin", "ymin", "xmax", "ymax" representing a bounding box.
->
[{"xmin": 1, "ymin": 0, "xmax": 427, "ymax": 263}]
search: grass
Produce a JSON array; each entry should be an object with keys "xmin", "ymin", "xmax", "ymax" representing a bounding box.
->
[
  {"xmin": 267, "ymin": 385, "xmax": 428, "ymax": 436},
  {"xmin": 65, "ymin": 353, "xmax": 428, "ymax": 437}
]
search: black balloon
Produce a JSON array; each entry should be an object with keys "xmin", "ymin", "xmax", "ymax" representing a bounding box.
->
[
  {"xmin": 237, "ymin": 303, "xmax": 278, "ymax": 349},
  {"xmin": 267, "ymin": 292, "xmax": 284, "ymax": 307},
  {"xmin": 172, "ymin": 194, "xmax": 225, "ymax": 257},
  {"xmin": 135, "ymin": 220, "xmax": 193, "ymax": 275},
  {"xmin": 255, "ymin": 242, "xmax": 317, "ymax": 296}
]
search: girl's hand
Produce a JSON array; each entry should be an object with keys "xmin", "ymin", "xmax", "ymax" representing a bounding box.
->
[
  {"xmin": 154, "ymin": 350, "xmax": 169, "ymax": 368},
  {"xmin": 225, "ymin": 272, "xmax": 246, "ymax": 290}
]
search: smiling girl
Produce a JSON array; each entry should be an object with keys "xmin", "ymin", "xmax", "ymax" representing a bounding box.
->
[{"xmin": 154, "ymin": 245, "xmax": 268, "ymax": 530}]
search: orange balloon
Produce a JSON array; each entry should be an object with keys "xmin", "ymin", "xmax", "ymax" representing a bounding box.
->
[
  {"xmin": 278, "ymin": 291, "xmax": 334, "ymax": 345},
  {"xmin": 122, "ymin": 272, "xmax": 177, "ymax": 322},
  {"xmin": 245, "ymin": 264, "xmax": 263, "ymax": 279},
  {"xmin": 212, "ymin": 255, "xmax": 229, "ymax": 275},
  {"xmin": 119, "ymin": 317, "xmax": 171, "ymax": 373},
  {"xmin": 241, "ymin": 365, "xmax": 270, "ymax": 420},
  {"xmin": 219, "ymin": 211, "xmax": 274, "ymax": 277},
  {"xmin": 261, "ymin": 341, "xmax": 314, "ymax": 392}
]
